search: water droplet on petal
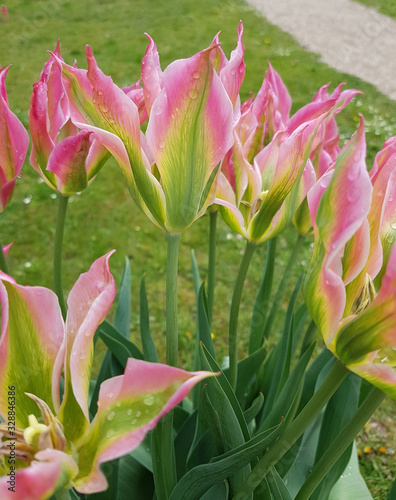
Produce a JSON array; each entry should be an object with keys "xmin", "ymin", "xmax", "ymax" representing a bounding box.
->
[
  {"xmin": 192, "ymin": 71, "xmax": 200, "ymax": 80},
  {"xmin": 107, "ymin": 410, "xmax": 116, "ymax": 421},
  {"xmin": 97, "ymin": 90, "xmax": 104, "ymax": 96},
  {"xmin": 390, "ymin": 222, "xmax": 396, "ymax": 231},
  {"xmin": 107, "ymin": 392, "xmax": 114, "ymax": 398},
  {"xmin": 135, "ymin": 411, "xmax": 141, "ymax": 418},
  {"xmin": 143, "ymin": 395, "xmax": 155, "ymax": 406},
  {"xmin": 127, "ymin": 409, "xmax": 132, "ymax": 416},
  {"xmin": 347, "ymin": 168, "xmax": 360, "ymax": 181},
  {"xmin": 347, "ymin": 187, "xmax": 360, "ymax": 202},
  {"xmin": 106, "ymin": 429, "xmax": 115, "ymax": 438},
  {"xmin": 187, "ymin": 89, "xmax": 199, "ymax": 100}
]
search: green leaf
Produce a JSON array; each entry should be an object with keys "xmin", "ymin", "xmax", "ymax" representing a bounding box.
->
[
  {"xmin": 114, "ymin": 256, "xmax": 131, "ymax": 338},
  {"xmin": 328, "ymin": 443, "xmax": 373, "ymax": 500},
  {"xmin": 201, "ymin": 481, "xmax": 229, "ymax": 500},
  {"xmin": 139, "ymin": 275, "xmax": 158, "ymax": 362},
  {"xmin": 169, "ymin": 424, "xmax": 282, "ymax": 500},
  {"xmin": 234, "ymin": 347, "xmax": 267, "ymax": 408},
  {"xmin": 117, "ymin": 453, "xmax": 155, "ymax": 500},
  {"xmin": 199, "ymin": 344, "xmax": 250, "ymax": 494},
  {"xmin": 260, "ymin": 276, "xmax": 303, "ymax": 423},
  {"xmin": 267, "ymin": 467, "xmax": 293, "ymax": 500},
  {"xmin": 174, "ymin": 410, "xmax": 198, "ymax": 478},
  {"xmin": 198, "ymin": 284, "xmax": 216, "ymax": 360},
  {"xmin": 200, "ymin": 344, "xmax": 250, "ymax": 442},
  {"xmin": 243, "ymin": 393, "xmax": 264, "ymax": 425},
  {"xmin": 311, "ymin": 373, "xmax": 361, "ymax": 500},
  {"xmin": 99, "ymin": 321, "xmax": 143, "ymax": 366},
  {"xmin": 259, "ymin": 342, "xmax": 315, "ymax": 432},
  {"xmin": 88, "ymin": 459, "xmax": 119, "ymax": 500}
]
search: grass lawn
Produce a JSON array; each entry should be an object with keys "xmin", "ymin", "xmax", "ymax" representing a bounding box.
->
[
  {"xmin": 1, "ymin": 0, "xmax": 395, "ymax": 496},
  {"xmin": 352, "ymin": 0, "xmax": 396, "ymax": 18}
]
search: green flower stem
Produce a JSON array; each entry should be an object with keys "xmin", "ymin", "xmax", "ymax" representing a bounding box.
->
[
  {"xmin": 264, "ymin": 233, "xmax": 305, "ymax": 338},
  {"xmin": 152, "ymin": 232, "xmax": 181, "ymax": 499},
  {"xmin": 295, "ymin": 386, "xmax": 385, "ymax": 500},
  {"xmin": 228, "ymin": 240, "xmax": 257, "ymax": 390},
  {"xmin": 0, "ymin": 239, "xmax": 10, "ymax": 275},
  {"xmin": 54, "ymin": 194, "xmax": 69, "ymax": 319},
  {"xmin": 207, "ymin": 210, "xmax": 217, "ymax": 327},
  {"xmin": 234, "ymin": 359, "xmax": 350, "ymax": 498},
  {"xmin": 166, "ymin": 232, "xmax": 181, "ymax": 367}
]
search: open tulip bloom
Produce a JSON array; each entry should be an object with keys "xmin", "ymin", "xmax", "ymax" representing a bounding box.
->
[
  {"xmin": 304, "ymin": 117, "xmax": 396, "ymax": 399},
  {"xmin": 0, "ymin": 253, "xmax": 214, "ymax": 498},
  {"xmin": 2, "ymin": 22, "xmax": 396, "ymax": 500}
]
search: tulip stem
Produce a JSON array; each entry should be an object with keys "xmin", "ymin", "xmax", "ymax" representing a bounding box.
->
[
  {"xmin": 233, "ymin": 358, "xmax": 350, "ymax": 498},
  {"xmin": 264, "ymin": 233, "xmax": 305, "ymax": 339},
  {"xmin": 166, "ymin": 232, "xmax": 181, "ymax": 367},
  {"xmin": 54, "ymin": 193, "xmax": 69, "ymax": 319},
  {"xmin": 152, "ymin": 232, "xmax": 181, "ymax": 499},
  {"xmin": 0, "ymin": 240, "xmax": 10, "ymax": 275},
  {"xmin": 207, "ymin": 210, "xmax": 217, "ymax": 327},
  {"xmin": 228, "ymin": 240, "xmax": 257, "ymax": 390},
  {"xmin": 295, "ymin": 385, "xmax": 385, "ymax": 500}
]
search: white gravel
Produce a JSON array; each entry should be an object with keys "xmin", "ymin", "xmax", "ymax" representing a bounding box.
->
[{"xmin": 246, "ymin": 0, "xmax": 396, "ymax": 100}]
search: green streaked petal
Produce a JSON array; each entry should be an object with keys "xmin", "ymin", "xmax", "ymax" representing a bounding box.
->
[{"xmin": 0, "ymin": 276, "xmax": 64, "ymax": 427}]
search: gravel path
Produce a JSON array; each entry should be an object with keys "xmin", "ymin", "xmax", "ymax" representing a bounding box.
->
[{"xmin": 246, "ymin": 0, "xmax": 396, "ymax": 100}]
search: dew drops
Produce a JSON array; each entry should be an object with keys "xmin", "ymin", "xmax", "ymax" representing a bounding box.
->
[
  {"xmin": 390, "ymin": 222, "xmax": 396, "ymax": 231},
  {"xmin": 116, "ymin": 401, "xmax": 121, "ymax": 408},
  {"xmin": 106, "ymin": 429, "xmax": 115, "ymax": 438},
  {"xmin": 79, "ymin": 353, "xmax": 86, "ymax": 361},
  {"xmin": 131, "ymin": 418, "xmax": 137, "ymax": 425},
  {"xmin": 143, "ymin": 395, "xmax": 155, "ymax": 406},
  {"xmin": 107, "ymin": 392, "xmax": 114, "ymax": 398},
  {"xmin": 135, "ymin": 411, "xmax": 141, "ymax": 418},
  {"xmin": 381, "ymin": 356, "xmax": 389, "ymax": 363},
  {"xmin": 159, "ymin": 141, "xmax": 165, "ymax": 149},
  {"xmin": 347, "ymin": 168, "xmax": 360, "ymax": 181},
  {"xmin": 347, "ymin": 187, "xmax": 360, "ymax": 203},
  {"xmin": 127, "ymin": 409, "xmax": 132, "ymax": 416},
  {"xmin": 187, "ymin": 88, "xmax": 199, "ymax": 100},
  {"xmin": 192, "ymin": 71, "xmax": 200, "ymax": 80},
  {"xmin": 97, "ymin": 90, "xmax": 104, "ymax": 96},
  {"xmin": 19, "ymin": 154, "xmax": 25, "ymax": 161},
  {"xmin": 107, "ymin": 410, "xmax": 116, "ymax": 421},
  {"xmin": 154, "ymin": 106, "xmax": 163, "ymax": 116}
]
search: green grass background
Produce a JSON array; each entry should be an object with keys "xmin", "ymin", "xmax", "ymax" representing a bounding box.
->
[{"xmin": 1, "ymin": 0, "xmax": 395, "ymax": 496}]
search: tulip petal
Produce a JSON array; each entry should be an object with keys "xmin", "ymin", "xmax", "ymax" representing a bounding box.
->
[
  {"xmin": 146, "ymin": 45, "xmax": 233, "ymax": 232},
  {"xmin": 336, "ymin": 245, "xmax": 396, "ymax": 365},
  {"xmin": 348, "ymin": 363, "xmax": 396, "ymax": 401},
  {"xmin": 0, "ymin": 276, "xmax": 64, "ymax": 427},
  {"xmin": 0, "ymin": 67, "xmax": 29, "ymax": 211},
  {"xmin": 304, "ymin": 117, "xmax": 372, "ymax": 345},
  {"xmin": 249, "ymin": 115, "xmax": 324, "ymax": 243},
  {"xmin": 57, "ymin": 51, "xmax": 166, "ymax": 228},
  {"xmin": 57, "ymin": 253, "xmax": 116, "ymax": 443},
  {"xmin": 142, "ymin": 35, "xmax": 163, "ymax": 116},
  {"xmin": 47, "ymin": 131, "xmax": 92, "ymax": 195},
  {"xmin": 0, "ymin": 449, "xmax": 78, "ymax": 500},
  {"xmin": 218, "ymin": 21, "xmax": 245, "ymax": 106},
  {"xmin": 73, "ymin": 359, "xmax": 216, "ymax": 494}
]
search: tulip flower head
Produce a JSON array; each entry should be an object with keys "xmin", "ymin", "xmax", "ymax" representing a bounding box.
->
[
  {"xmin": 0, "ymin": 253, "xmax": 215, "ymax": 497},
  {"xmin": 29, "ymin": 42, "xmax": 109, "ymax": 196},
  {"xmin": 53, "ymin": 33, "xmax": 234, "ymax": 233},
  {"xmin": 0, "ymin": 67, "xmax": 29, "ymax": 212},
  {"xmin": 304, "ymin": 117, "xmax": 396, "ymax": 400}
]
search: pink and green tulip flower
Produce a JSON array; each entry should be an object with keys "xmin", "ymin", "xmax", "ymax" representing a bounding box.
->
[
  {"xmin": 0, "ymin": 253, "xmax": 215, "ymax": 497},
  {"xmin": 0, "ymin": 67, "xmax": 29, "ymax": 212},
  {"xmin": 29, "ymin": 43, "xmax": 109, "ymax": 196},
  {"xmin": 54, "ymin": 36, "xmax": 234, "ymax": 233},
  {"xmin": 304, "ymin": 117, "xmax": 396, "ymax": 399},
  {"xmin": 215, "ymin": 112, "xmax": 328, "ymax": 245}
]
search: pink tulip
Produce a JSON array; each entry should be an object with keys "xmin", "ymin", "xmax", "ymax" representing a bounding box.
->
[
  {"xmin": 29, "ymin": 42, "xmax": 109, "ymax": 196},
  {"xmin": 0, "ymin": 253, "xmax": 215, "ymax": 497},
  {"xmin": 55, "ymin": 37, "xmax": 233, "ymax": 232},
  {"xmin": 304, "ymin": 118, "xmax": 396, "ymax": 400},
  {"xmin": 0, "ymin": 67, "xmax": 29, "ymax": 211}
]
